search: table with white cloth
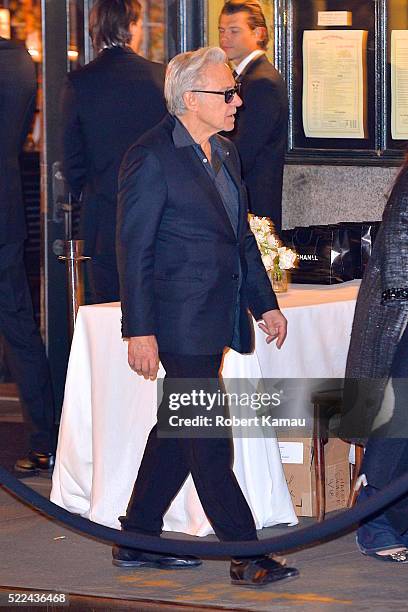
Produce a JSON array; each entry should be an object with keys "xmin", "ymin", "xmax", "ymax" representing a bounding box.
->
[{"xmin": 50, "ymin": 280, "xmax": 360, "ymax": 536}]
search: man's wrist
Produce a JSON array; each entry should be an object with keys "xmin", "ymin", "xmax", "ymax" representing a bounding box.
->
[{"xmin": 260, "ymin": 307, "xmax": 280, "ymax": 319}]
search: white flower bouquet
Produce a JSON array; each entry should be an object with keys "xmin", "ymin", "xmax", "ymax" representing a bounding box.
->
[{"xmin": 249, "ymin": 215, "xmax": 297, "ymax": 290}]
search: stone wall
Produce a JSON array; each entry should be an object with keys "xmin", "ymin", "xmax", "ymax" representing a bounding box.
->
[{"xmin": 282, "ymin": 165, "xmax": 398, "ymax": 229}]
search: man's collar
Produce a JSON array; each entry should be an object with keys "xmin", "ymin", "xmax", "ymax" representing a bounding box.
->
[
  {"xmin": 99, "ymin": 44, "xmax": 135, "ymax": 54},
  {"xmin": 172, "ymin": 117, "xmax": 228, "ymax": 171},
  {"xmin": 234, "ymin": 49, "xmax": 264, "ymax": 76},
  {"xmin": 172, "ymin": 116, "xmax": 198, "ymax": 148},
  {"xmin": 172, "ymin": 117, "xmax": 224, "ymax": 155}
]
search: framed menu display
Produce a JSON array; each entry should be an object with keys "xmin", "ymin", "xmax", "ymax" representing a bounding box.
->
[
  {"xmin": 302, "ymin": 29, "xmax": 368, "ymax": 139},
  {"xmin": 281, "ymin": 0, "xmax": 377, "ymax": 163},
  {"xmin": 386, "ymin": 0, "xmax": 408, "ymax": 154},
  {"xmin": 391, "ymin": 30, "xmax": 408, "ymax": 141}
]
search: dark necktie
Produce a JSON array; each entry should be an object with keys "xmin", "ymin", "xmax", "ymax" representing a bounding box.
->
[{"xmin": 232, "ymin": 69, "xmax": 239, "ymax": 80}]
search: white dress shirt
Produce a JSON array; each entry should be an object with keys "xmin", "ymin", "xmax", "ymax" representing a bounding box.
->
[{"xmin": 233, "ymin": 49, "xmax": 265, "ymax": 77}]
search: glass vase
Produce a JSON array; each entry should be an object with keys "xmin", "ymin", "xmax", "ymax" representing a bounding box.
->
[{"xmin": 268, "ymin": 268, "xmax": 288, "ymax": 293}]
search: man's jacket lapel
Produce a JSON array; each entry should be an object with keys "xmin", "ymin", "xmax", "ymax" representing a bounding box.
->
[
  {"xmin": 177, "ymin": 144, "xmax": 237, "ymax": 239},
  {"xmin": 222, "ymin": 142, "xmax": 248, "ymax": 239}
]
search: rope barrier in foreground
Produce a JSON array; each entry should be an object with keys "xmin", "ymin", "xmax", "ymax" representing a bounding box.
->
[{"xmin": 1, "ymin": 466, "xmax": 408, "ymax": 557}]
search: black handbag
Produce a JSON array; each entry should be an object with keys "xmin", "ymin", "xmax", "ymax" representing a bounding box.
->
[
  {"xmin": 280, "ymin": 225, "xmax": 354, "ymax": 284},
  {"xmin": 337, "ymin": 222, "xmax": 380, "ymax": 279}
]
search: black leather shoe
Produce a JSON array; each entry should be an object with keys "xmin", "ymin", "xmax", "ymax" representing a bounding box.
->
[
  {"xmin": 14, "ymin": 451, "xmax": 55, "ymax": 474},
  {"xmin": 112, "ymin": 545, "xmax": 202, "ymax": 569},
  {"xmin": 230, "ymin": 555, "xmax": 299, "ymax": 587}
]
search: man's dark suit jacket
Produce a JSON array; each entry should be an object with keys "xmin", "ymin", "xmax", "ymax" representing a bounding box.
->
[
  {"xmin": 61, "ymin": 46, "xmax": 166, "ymax": 262},
  {"xmin": 229, "ymin": 54, "xmax": 288, "ymax": 231},
  {"xmin": 0, "ymin": 37, "xmax": 36, "ymax": 244},
  {"xmin": 117, "ymin": 114, "xmax": 278, "ymax": 355}
]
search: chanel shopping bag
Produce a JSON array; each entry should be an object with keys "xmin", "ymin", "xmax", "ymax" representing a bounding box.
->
[
  {"xmin": 338, "ymin": 222, "xmax": 380, "ymax": 279},
  {"xmin": 280, "ymin": 225, "xmax": 354, "ymax": 284}
]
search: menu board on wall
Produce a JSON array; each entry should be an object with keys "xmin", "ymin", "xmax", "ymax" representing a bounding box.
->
[
  {"xmin": 302, "ymin": 30, "xmax": 368, "ymax": 139},
  {"xmin": 391, "ymin": 30, "xmax": 408, "ymax": 140}
]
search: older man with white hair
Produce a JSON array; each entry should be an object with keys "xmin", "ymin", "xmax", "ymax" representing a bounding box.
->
[{"xmin": 114, "ymin": 46, "xmax": 298, "ymax": 587}]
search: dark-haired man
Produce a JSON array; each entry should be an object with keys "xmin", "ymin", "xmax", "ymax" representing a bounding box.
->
[
  {"xmin": 61, "ymin": 0, "xmax": 166, "ymax": 303},
  {"xmin": 219, "ymin": 0, "xmax": 288, "ymax": 231},
  {"xmin": 0, "ymin": 36, "xmax": 56, "ymax": 473}
]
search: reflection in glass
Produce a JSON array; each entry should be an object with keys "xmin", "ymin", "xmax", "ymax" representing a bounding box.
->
[
  {"xmin": 140, "ymin": 0, "xmax": 165, "ymax": 62},
  {"xmin": 0, "ymin": 0, "xmax": 43, "ymax": 388},
  {"xmin": 3, "ymin": 0, "xmax": 42, "ymax": 150},
  {"xmin": 0, "ymin": 8, "xmax": 11, "ymax": 37},
  {"xmin": 68, "ymin": 0, "xmax": 84, "ymax": 68}
]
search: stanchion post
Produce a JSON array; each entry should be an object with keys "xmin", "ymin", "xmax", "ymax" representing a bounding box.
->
[{"xmin": 58, "ymin": 240, "xmax": 90, "ymax": 339}]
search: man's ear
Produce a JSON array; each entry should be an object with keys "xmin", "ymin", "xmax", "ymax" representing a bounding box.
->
[
  {"xmin": 254, "ymin": 26, "xmax": 266, "ymax": 45},
  {"xmin": 183, "ymin": 90, "xmax": 199, "ymax": 112}
]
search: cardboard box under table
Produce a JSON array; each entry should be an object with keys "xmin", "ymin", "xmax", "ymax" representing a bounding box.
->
[{"xmin": 279, "ymin": 437, "xmax": 351, "ymax": 517}]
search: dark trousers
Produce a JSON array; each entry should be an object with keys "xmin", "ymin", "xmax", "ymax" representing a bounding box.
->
[
  {"xmin": 360, "ymin": 324, "xmax": 408, "ymax": 534},
  {"xmin": 0, "ymin": 242, "xmax": 55, "ymax": 453},
  {"xmin": 87, "ymin": 254, "xmax": 120, "ymax": 304},
  {"xmin": 120, "ymin": 353, "xmax": 257, "ymax": 542},
  {"xmin": 361, "ymin": 438, "xmax": 408, "ymax": 534}
]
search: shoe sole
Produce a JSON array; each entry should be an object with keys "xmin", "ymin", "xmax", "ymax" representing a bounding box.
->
[
  {"xmin": 231, "ymin": 571, "xmax": 300, "ymax": 588},
  {"xmin": 14, "ymin": 466, "xmax": 53, "ymax": 474},
  {"xmin": 361, "ymin": 550, "xmax": 408, "ymax": 563},
  {"xmin": 112, "ymin": 559, "xmax": 202, "ymax": 569}
]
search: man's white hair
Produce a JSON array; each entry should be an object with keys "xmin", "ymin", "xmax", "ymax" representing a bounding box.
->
[{"xmin": 165, "ymin": 46, "xmax": 228, "ymax": 117}]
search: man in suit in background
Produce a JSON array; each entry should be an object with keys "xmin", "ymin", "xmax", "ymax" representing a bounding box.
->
[
  {"xmin": 61, "ymin": 0, "xmax": 166, "ymax": 304},
  {"xmin": 114, "ymin": 46, "xmax": 299, "ymax": 587},
  {"xmin": 219, "ymin": 0, "xmax": 288, "ymax": 231},
  {"xmin": 0, "ymin": 36, "xmax": 56, "ymax": 473}
]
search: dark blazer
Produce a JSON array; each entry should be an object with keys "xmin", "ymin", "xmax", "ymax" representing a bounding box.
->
[
  {"xmin": 117, "ymin": 114, "xmax": 278, "ymax": 355},
  {"xmin": 60, "ymin": 46, "xmax": 166, "ymax": 259},
  {"xmin": 0, "ymin": 37, "xmax": 36, "ymax": 244},
  {"xmin": 229, "ymin": 54, "xmax": 288, "ymax": 230}
]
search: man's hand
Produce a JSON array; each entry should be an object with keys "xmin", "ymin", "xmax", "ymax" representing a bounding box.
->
[
  {"xmin": 258, "ymin": 309, "xmax": 287, "ymax": 349},
  {"xmin": 128, "ymin": 335, "xmax": 159, "ymax": 380}
]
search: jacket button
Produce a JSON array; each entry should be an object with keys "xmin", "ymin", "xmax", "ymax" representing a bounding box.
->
[{"xmin": 232, "ymin": 273, "xmax": 239, "ymax": 280}]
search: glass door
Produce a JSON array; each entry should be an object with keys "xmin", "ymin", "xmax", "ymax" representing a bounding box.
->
[
  {"xmin": 0, "ymin": 0, "xmax": 42, "ymax": 390},
  {"xmin": 41, "ymin": 0, "xmax": 199, "ymax": 411},
  {"xmin": 0, "ymin": 0, "xmax": 205, "ymax": 407}
]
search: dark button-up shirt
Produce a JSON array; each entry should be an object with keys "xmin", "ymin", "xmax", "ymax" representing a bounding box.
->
[
  {"xmin": 172, "ymin": 117, "xmax": 242, "ymax": 350},
  {"xmin": 172, "ymin": 117, "xmax": 239, "ymax": 234}
]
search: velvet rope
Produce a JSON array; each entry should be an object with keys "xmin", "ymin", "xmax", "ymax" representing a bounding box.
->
[{"xmin": 2, "ymin": 466, "xmax": 408, "ymax": 557}]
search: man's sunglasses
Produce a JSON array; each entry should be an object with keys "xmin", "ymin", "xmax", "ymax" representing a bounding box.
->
[{"xmin": 190, "ymin": 83, "xmax": 241, "ymax": 104}]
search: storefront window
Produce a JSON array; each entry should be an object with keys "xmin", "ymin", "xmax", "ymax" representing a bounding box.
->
[
  {"xmin": 4, "ymin": 0, "xmax": 41, "ymax": 50},
  {"xmin": 0, "ymin": 7, "xmax": 11, "ymax": 37},
  {"xmin": 140, "ymin": 0, "xmax": 165, "ymax": 62},
  {"xmin": 0, "ymin": 1, "xmax": 42, "ymax": 151}
]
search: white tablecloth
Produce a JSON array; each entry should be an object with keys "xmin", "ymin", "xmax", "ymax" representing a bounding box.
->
[{"xmin": 50, "ymin": 280, "xmax": 360, "ymax": 535}]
